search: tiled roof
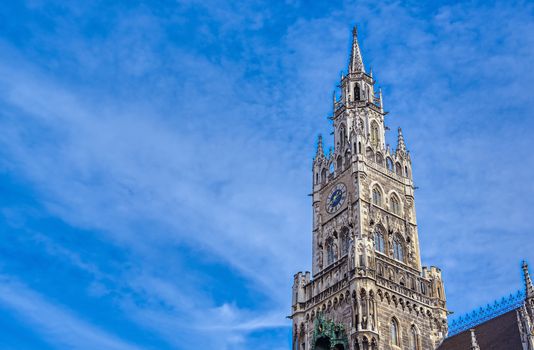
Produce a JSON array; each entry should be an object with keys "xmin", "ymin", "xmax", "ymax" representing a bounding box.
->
[{"xmin": 438, "ymin": 309, "xmax": 523, "ymax": 350}]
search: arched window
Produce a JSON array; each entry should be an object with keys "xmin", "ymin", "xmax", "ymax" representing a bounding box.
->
[
  {"xmin": 339, "ymin": 125, "xmax": 346, "ymax": 147},
  {"xmin": 376, "ymin": 152, "xmax": 384, "ymax": 166},
  {"xmin": 337, "ymin": 155, "xmax": 343, "ymax": 171},
  {"xmin": 393, "ymin": 236, "xmax": 404, "ymax": 261},
  {"xmin": 374, "ymin": 228, "xmax": 385, "ymax": 253},
  {"xmin": 366, "ymin": 147, "xmax": 374, "ymax": 161},
  {"xmin": 358, "ymin": 142, "xmax": 362, "ymax": 154},
  {"xmin": 386, "ymin": 158, "xmax": 394, "ymax": 171},
  {"xmin": 326, "ymin": 238, "xmax": 335, "ymax": 265},
  {"xmin": 354, "ymin": 83, "xmax": 361, "ymax": 101},
  {"xmin": 341, "ymin": 228, "xmax": 350, "ymax": 256},
  {"xmin": 391, "ymin": 194, "xmax": 400, "ymax": 215},
  {"xmin": 410, "ymin": 277, "xmax": 416, "ymax": 290},
  {"xmin": 371, "ymin": 122, "xmax": 380, "ymax": 146},
  {"xmin": 345, "ymin": 150, "xmax": 351, "ymax": 169},
  {"xmin": 390, "ymin": 319, "xmax": 400, "ymax": 346},
  {"xmin": 372, "ymin": 187, "xmax": 382, "ymax": 206},
  {"xmin": 410, "ymin": 326, "xmax": 419, "ymax": 350},
  {"xmin": 396, "ymin": 162, "xmax": 402, "ymax": 176},
  {"xmin": 421, "ymin": 282, "xmax": 427, "ymax": 295},
  {"xmin": 377, "ymin": 263, "xmax": 384, "ymax": 276},
  {"xmin": 321, "ymin": 168, "xmax": 327, "ymax": 183},
  {"xmin": 405, "ymin": 165, "xmax": 409, "ymax": 177}
]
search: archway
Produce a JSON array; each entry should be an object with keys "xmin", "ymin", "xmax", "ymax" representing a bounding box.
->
[{"xmin": 314, "ymin": 337, "xmax": 331, "ymax": 350}]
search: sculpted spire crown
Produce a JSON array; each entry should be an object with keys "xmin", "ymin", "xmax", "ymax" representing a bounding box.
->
[
  {"xmin": 522, "ymin": 261, "xmax": 534, "ymax": 299},
  {"xmin": 349, "ymin": 25, "xmax": 365, "ymax": 74}
]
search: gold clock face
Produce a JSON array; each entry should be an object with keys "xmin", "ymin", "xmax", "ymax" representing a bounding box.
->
[{"xmin": 326, "ymin": 183, "xmax": 347, "ymax": 213}]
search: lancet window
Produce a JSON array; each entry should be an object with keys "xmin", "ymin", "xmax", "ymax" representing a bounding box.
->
[
  {"xmin": 390, "ymin": 318, "xmax": 400, "ymax": 346},
  {"xmin": 410, "ymin": 325, "xmax": 419, "ymax": 350}
]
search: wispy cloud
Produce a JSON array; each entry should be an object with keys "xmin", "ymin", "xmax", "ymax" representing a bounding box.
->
[{"xmin": 0, "ymin": 274, "xmax": 143, "ymax": 350}]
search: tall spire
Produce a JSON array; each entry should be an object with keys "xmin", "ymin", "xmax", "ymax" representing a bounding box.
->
[
  {"xmin": 522, "ymin": 261, "xmax": 534, "ymax": 299},
  {"xmin": 397, "ymin": 128, "xmax": 407, "ymax": 156},
  {"xmin": 470, "ymin": 329, "xmax": 480, "ymax": 350},
  {"xmin": 349, "ymin": 25, "xmax": 365, "ymax": 74}
]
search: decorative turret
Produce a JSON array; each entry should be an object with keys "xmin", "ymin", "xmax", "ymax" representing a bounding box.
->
[
  {"xmin": 348, "ymin": 26, "xmax": 365, "ymax": 74},
  {"xmin": 469, "ymin": 329, "xmax": 480, "ymax": 350}
]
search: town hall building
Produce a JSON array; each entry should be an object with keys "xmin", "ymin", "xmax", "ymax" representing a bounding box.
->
[{"xmin": 290, "ymin": 26, "xmax": 534, "ymax": 350}]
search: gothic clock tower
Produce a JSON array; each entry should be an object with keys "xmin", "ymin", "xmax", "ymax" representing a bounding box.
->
[{"xmin": 291, "ymin": 27, "xmax": 448, "ymax": 350}]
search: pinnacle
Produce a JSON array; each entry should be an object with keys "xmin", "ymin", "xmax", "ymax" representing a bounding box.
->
[
  {"xmin": 315, "ymin": 134, "xmax": 324, "ymax": 158},
  {"xmin": 522, "ymin": 261, "xmax": 534, "ymax": 299},
  {"xmin": 397, "ymin": 128, "xmax": 407, "ymax": 155}
]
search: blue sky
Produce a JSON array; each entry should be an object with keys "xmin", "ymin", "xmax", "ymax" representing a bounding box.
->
[{"xmin": 0, "ymin": 0, "xmax": 533, "ymax": 349}]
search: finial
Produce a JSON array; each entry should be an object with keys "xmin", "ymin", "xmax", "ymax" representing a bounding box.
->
[
  {"xmin": 470, "ymin": 329, "xmax": 480, "ymax": 350},
  {"xmin": 349, "ymin": 25, "xmax": 365, "ymax": 74},
  {"xmin": 522, "ymin": 261, "xmax": 534, "ymax": 299},
  {"xmin": 369, "ymin": 67, "xmax": 373, "ymax": 78}
]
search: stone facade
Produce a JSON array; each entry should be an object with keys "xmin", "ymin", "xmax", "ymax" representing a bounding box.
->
[{"xmin": 291, "ymin": 27, "xmax": 448, "ymax": 350}]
